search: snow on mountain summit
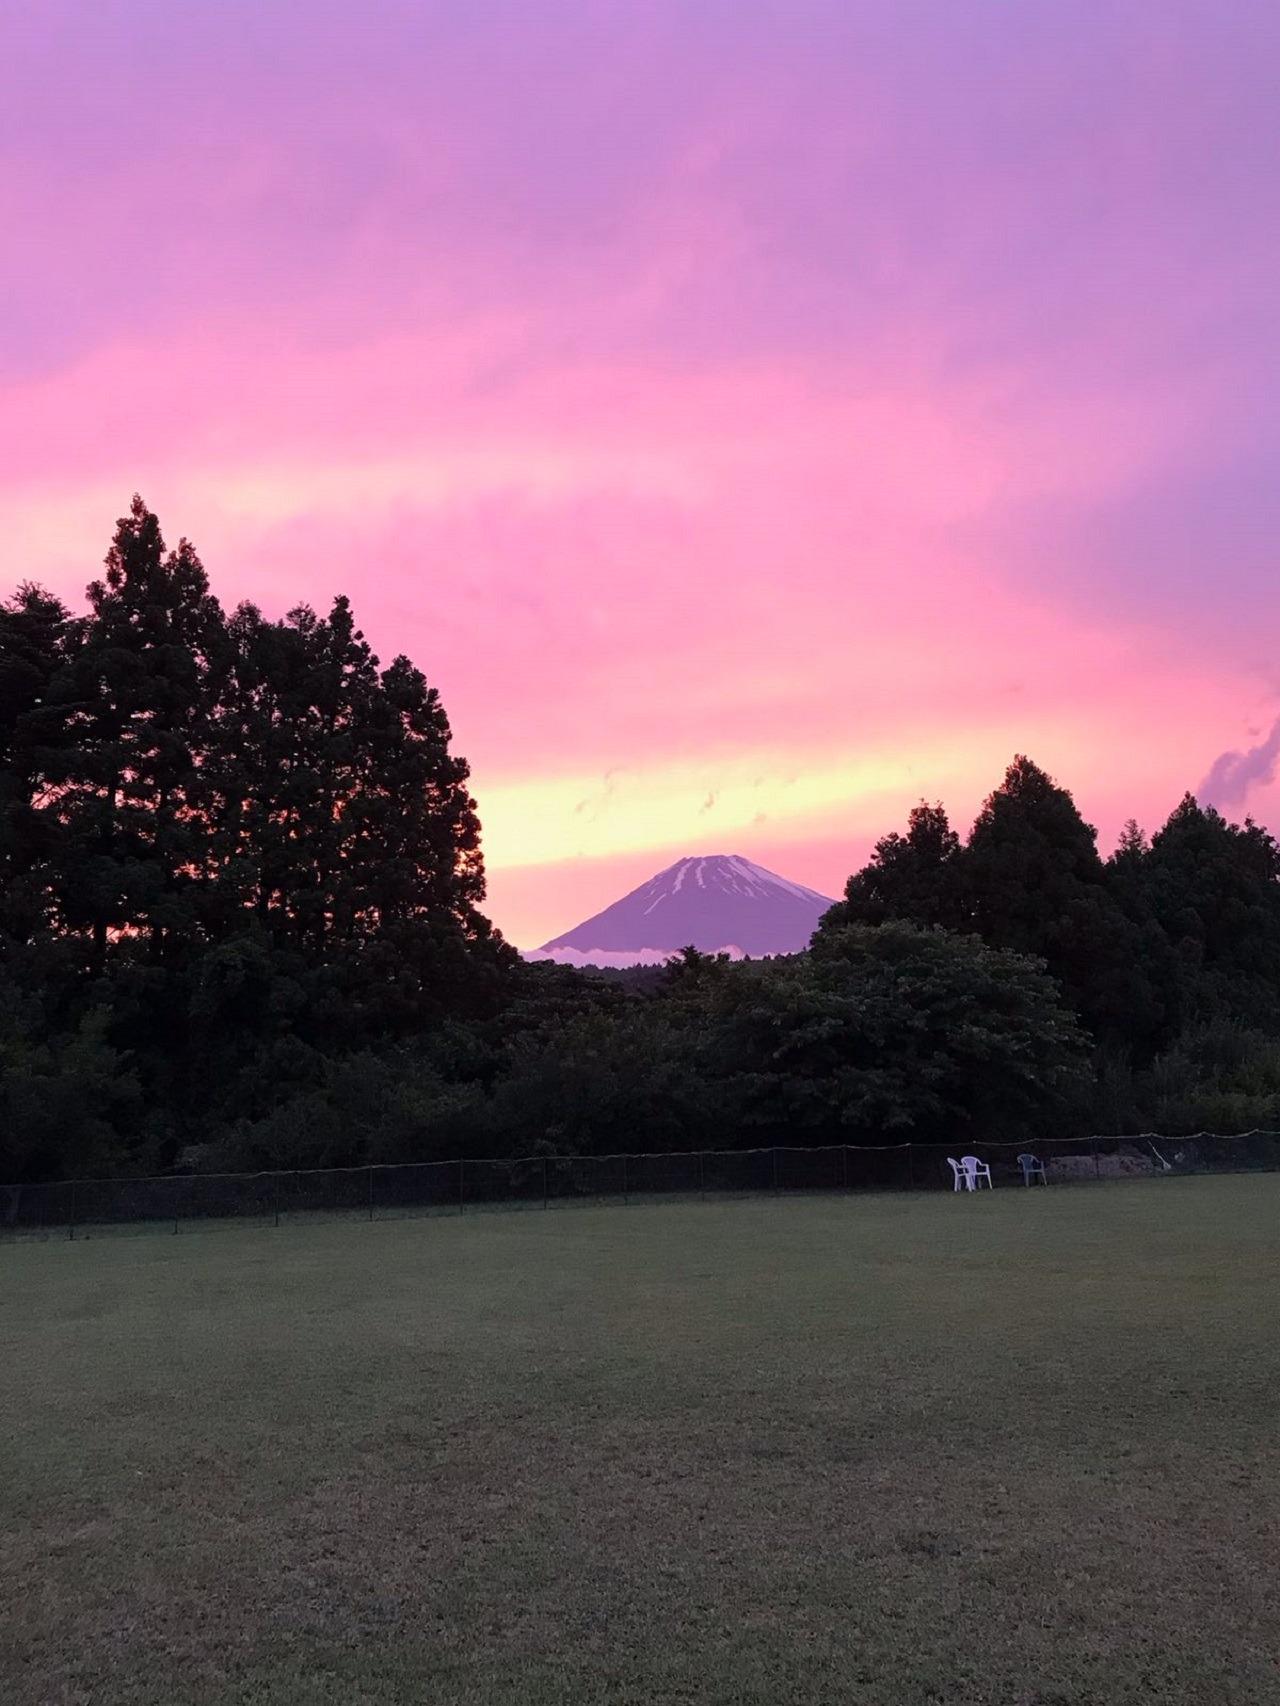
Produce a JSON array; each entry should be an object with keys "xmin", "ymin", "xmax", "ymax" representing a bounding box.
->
[{"xmin": 533, "ymin": 854, "xmax": 835, "ymax": 965}]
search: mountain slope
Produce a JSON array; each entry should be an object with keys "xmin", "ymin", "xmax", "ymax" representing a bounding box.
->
[{"xmin": 535, "ymin": 854, "xmax": 835, "ymax": 964}]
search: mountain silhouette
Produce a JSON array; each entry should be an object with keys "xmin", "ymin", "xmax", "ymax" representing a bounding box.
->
[{"xmin": 535, "ymin": 854, "xmax": 835, "ymax": 965}]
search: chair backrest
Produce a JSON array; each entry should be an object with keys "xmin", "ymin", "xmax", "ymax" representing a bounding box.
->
[
  {"xmin": 947, "ymin": 1157, "xmax": 964, "ymax": 1178},
  {"xmin": 960, "ymin": 1155, "xmax": 982, "ymax": 1172},
  {"xmin": 1016, "ymin": 1152, "xmax": 1040, "ymax": 1171}
]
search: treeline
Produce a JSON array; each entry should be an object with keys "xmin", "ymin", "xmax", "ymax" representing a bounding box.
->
[
  {"xmin": 0, "ymin": 499, "xmax": 510, "ymax": 1181},
  {"xmin": 819, "ymin": 759, "xmax": 1280, "ymax": 1133},
  {"xmin": 3, "ymin": 501, "xmax": 1279, "ymax": 1183}
]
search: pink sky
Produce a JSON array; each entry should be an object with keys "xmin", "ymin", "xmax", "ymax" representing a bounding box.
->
[{"xmin": 5, "ymin": 2, "xmax": 1280, "ymax": 946}]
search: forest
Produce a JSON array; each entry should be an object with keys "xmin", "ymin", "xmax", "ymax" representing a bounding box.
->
[{"xmin": 4, "ymin": 500, "xmax": 1280, "ymax": 1184}]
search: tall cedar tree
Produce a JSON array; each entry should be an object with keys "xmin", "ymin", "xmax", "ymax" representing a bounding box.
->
[
  {"xmin": 40, "ymin": 499, "xmax": 227, "ymax": 969},
  {"xmin": 0, "ymin": 585, "xmax": 82, "ymax": 944},
  {"xmin": 963, "ymin": 756, "xmax": 1162, "ymax": 1048},
  {"xmin": 1142, "ymin": 794, "xmax": 1280, "ymax": 1022},
  {"xmin": 818, "ymin": 801, "xmax": 967, "ymax": 933},
  {"xmin": 211, "ymin": 597, "xmax": 487, "ymax": 950}
]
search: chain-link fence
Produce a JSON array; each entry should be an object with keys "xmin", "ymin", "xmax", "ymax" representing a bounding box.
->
[{"xmin": 4, "ymin": 1130, "xmax": 1279, "ymax": 1243}]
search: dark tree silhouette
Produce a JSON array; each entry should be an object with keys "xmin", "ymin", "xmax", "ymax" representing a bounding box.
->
[{"xmin": 7, "ymin": 510, "xmax": 1280, "ymax": 1182}]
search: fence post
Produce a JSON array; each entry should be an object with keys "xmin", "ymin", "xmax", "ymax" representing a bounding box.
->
[
  {"xmin": 274, "ymin": 1172, "xmax": 281, "ymax": 1228},
  {"xmin": 772, "ymin": 1147, "xmax": 779, "ymax": 1191},
  {"xmin": 698, "ymin": 1151, "xmax": 705, "ymax": 1198},
  {"xmin": 458, "ymin": 1157, "xmax": 465, "ymax": 1213},
  {"xmin": 907, "ymin": 1145, "xmax": 916, "ymax": 1190},
  {"xmin": 173, "ymin": 1178, "xmax": 180, "ymax": 1236},
  {"xmin": 367, "ymin": 1166, "xmax": 374, "ymax": 1222},
  {"xmin": 1092, "ymin": 1140, "xmax": 1101, "ymax": 1181},
  {"xmin": 68, "ymin": 1180, "xmax": 76, "ymax": 1242},
  {"xmin": 542, "ymin": 1155, "xmax": 548, "ymax": 1209},
  {"xmin": 841, "ymin": 1145, "xmax": 849, "ymax": 1191},
  {"xmin": 622, "ymin": 1153, "xmax": 629, "ymax": 1205}
]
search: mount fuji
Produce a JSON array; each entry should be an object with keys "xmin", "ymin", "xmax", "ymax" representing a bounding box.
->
[{"xmin": 532, "ymin": 854, "xmax": 836, "ymax": 966}]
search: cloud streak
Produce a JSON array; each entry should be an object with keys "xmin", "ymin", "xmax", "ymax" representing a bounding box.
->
[{"xmin": 1199, "ymin": 719, "xmax": 1280, "ymax": 811}]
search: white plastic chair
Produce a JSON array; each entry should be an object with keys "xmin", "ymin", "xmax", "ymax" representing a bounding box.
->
[
  {"xmin": 1017, "ymin": 1152, "xmax": 1047, "ymax": 1186},
  {"xmin": 947, "ymin": 1157, "xmax": 971, "ymax": 1192},
  {"xmin": 961, "ymin": 1154, "xmax": 993, "ymax": 1190}
]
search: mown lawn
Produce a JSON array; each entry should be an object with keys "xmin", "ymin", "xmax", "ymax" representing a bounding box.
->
[{"xmin": 3, "ymin": 1176, "xmax": 1278, "ymax": 1704}]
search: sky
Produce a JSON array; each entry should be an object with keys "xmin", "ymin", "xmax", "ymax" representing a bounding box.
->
[{"xmin": 4, "ymin": 1, "xmax": 1280, "ymax": 947}]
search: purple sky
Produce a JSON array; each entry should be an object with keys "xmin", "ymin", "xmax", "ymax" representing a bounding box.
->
[{"xmin": 5, "ymin": 2, "xmax": 1279, "ymax": 943}]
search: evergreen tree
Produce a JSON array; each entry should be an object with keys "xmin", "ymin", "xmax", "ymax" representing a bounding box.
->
[
  {"xmin": 0, "ymin": 585, "xmax": 82, "ymax": 944},
  {"xmin": 965, "ymin": 756, "xmax": 1160, "ymax": 1048},
  {"xmin": 209, "ymin": 596, "xmax": 499, "ymax": 1011},
  {"xmin": 39, "ymin": 498, "xmax": 228, "ymax": 968},
  {"xmin": 1142, "ymin": 793, "xmax": 1280, "ymax": 1024},
  {"xmin": 1111, "ymin": 818, "xmax": 1151, "ymax": 871},
  {"xmin": 965, "ymin": 756, "xmax": 1103, "ymax": 945},
  {"xmin": 221, "ymin": 597, "xmax": 383, "ymax": 949},
  {"xmin": 817, "ymin": 801, "xmax": 967, "ymax": 936}
]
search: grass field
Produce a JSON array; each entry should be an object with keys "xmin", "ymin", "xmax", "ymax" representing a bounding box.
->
[{"xmin": 3, "ymin": 1178, "xmax": 1279, "ymax": 1705}]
